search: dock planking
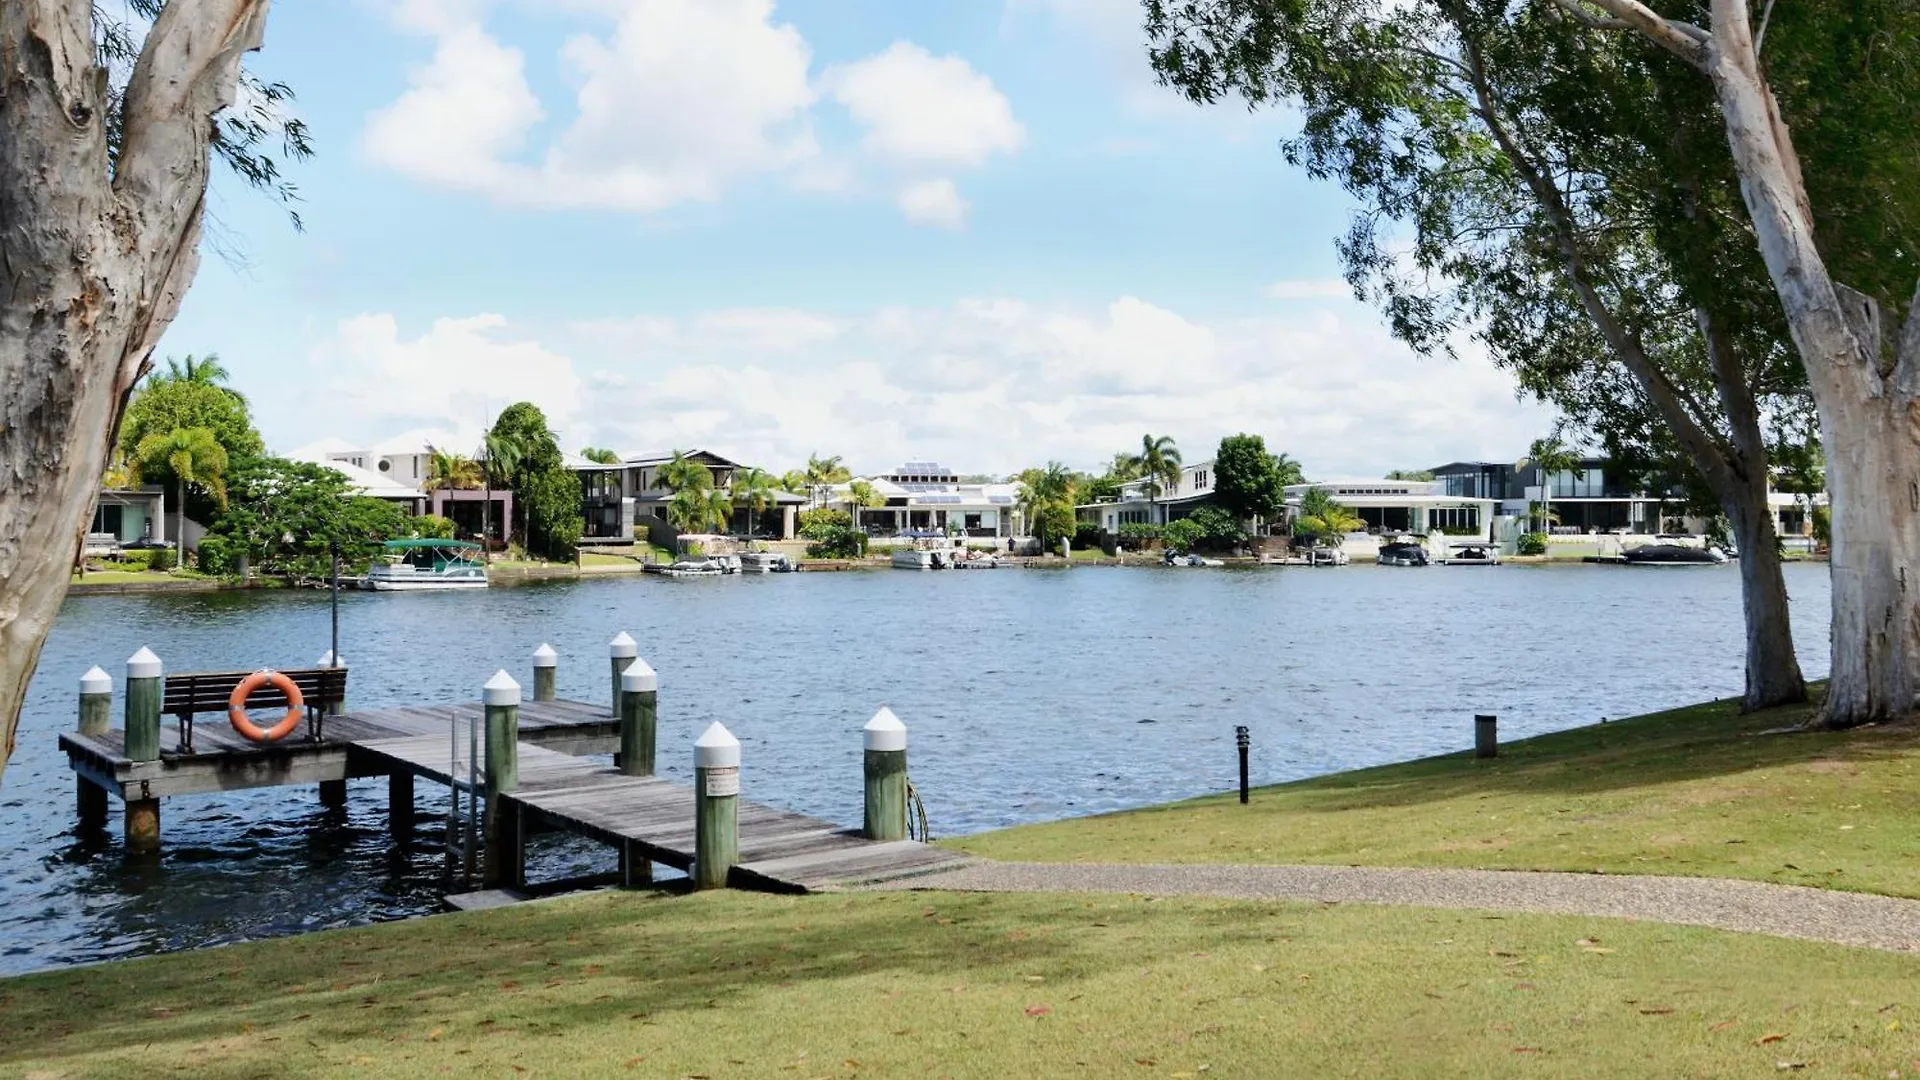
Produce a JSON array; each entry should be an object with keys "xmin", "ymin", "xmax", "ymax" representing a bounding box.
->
[
  {"xmin": 63, "ymin": 695, "xmax": 965, "ymax": 893},
  {"xmin": 350, "ymin": 734, "xmax": 968, "ymax": 892}
]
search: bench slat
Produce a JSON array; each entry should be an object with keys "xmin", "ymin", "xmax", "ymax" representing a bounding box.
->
[{"xmin": 163, "ymin": 667, "xmax": 348, "ymax": 715}]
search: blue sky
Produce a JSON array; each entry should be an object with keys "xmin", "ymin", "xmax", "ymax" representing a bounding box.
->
[{"xmin": 162, "ymin": 0, "xmax": 1552, "ymax": 477}]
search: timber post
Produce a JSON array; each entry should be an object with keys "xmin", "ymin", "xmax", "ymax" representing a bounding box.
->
[
  {"xmin": 124, "ymin": 647, "xmax": 163, "ymax": 854},
  {"xmin": 862, "ymin": 706, "xmax": 908, "ymax": 842},
  {"xmin": 531, "ymin": 642, "xmax": 557, "ymax": 702},
  {"xmin": 77, "ymin": 666, "xmax": 112, "ymax": 830},
  {"xmin": 608, "ymin": 632, "xmax": 636, "ymax": 714},
  {"xmin": 317, "ymin": 650, "xmax": 348, "ymax": 808},
  {"xmin": 618, "ymin": 657, "xmax": 657, "ymax": 777},
  {"xmin": 482, "ymin": 670, "xmax": 523, "ymax": 887},
  {"xmin": 693, "ymin": 722, "xmax": 740, "ymax": 890},
  {"xmin": 1475, "ymin": 714, "xmax": 1498, "ymax": 759},
  {"xmin": 617, "ymin": 657, "xmax": 659, "ymax": 885}
]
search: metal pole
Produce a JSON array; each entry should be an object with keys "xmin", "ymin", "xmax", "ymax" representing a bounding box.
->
[
  {"xmin": 1235, "ymin": 725, "xmax": 1250, "ymax": 804},
  {"xmin": 329, "ymin": 539, "xmax": 341, "ymax": 671}
]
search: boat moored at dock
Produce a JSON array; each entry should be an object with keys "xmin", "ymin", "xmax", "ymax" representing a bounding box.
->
[{"xmin": 362, "ymin": 539, "xmax": 489, "ymax": 591}]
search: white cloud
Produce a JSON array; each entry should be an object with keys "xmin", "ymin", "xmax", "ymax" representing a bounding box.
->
[
  {"xmin": 305, "ymin": 313, "xmax": 585, "ymax": 449},
  {"xmin": 823, "ymin": 42, "xmax": 1025, "ymax": 167},
  {"xmin": 896, "ymin": 179, "xmax": 969, "ymax": 229},
  {"xmin": 1264, "ymin": 278, "xmax": 1356, "ymax": 301},
  {"xmin": 363, "ymin": 0, "xmax": 818, "ymax": 212},
  {"xmin": 363, "ymin": 4, "xmax": 1023, "ymax": 224}
]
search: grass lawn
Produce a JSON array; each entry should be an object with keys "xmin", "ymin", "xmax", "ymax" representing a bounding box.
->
[
  {"xmin": 953, "ymin": 695, "xmax": 1920, "ymax": 898},
  {"xmin": 5, "ymin": 889, "xmax": 1917, "ymax": 1079},
  {"xmin": 68, "ymin": 569, "xmax": 204, "ymax": 585}
]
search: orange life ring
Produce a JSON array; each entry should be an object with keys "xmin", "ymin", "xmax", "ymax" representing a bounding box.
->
[{"xmin": 229, "ymin": 670, "xmax": 304, "ymax": 743}]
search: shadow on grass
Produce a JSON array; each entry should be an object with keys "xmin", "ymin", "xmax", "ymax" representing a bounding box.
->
[{"xmin": 0, "ymin": 889, "xmax": 1255, "ymax": 1073}]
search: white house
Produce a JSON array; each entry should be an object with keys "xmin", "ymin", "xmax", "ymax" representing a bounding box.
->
[
  {"xmin": 1284, "ymin": 478, "xmax": 1498, "ymax": 543},
  {"xmin": 1077, "ymin": 458, "xmax": 1219, "ymax": 531},
  {"xmin": 831, "ymin": 462, "xmax": 1021, "ymax": 538}
]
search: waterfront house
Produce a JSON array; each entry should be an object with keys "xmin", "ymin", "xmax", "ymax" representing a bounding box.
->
[
  {"xmin": 1283, "ymin": 478, "xmax": 1498, "ymax": 542},
  {"xmin": 829, "ymin": 462, "xmax": 1021, "ymax": 538},
  {"xmin": 286, "ymin": 435, "xmax": 511, "ymax": 539},
  {"xmin": 571, "ymin": 449, "xmax": 803, "ymax": 547},
  {"xmin": 1077, "ymin": 459, "xmax": 1219, "ymax": 531},
  {"xmin": 83, "ymin": 486, "xmax": 168, "ymax": 554}
]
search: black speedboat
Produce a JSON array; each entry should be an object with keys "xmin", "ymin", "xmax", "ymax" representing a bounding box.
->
[
  {"xmin": 1376, "ymin": 541, "xmax": 1430, "ymax": 567},
  {"xmin": 1622, "ymin": 543, "xmax": 1729, "ymax": 565}
]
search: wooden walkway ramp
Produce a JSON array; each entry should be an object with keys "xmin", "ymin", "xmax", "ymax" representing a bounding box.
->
[{"xmin": 349, "ymin": 734, "xmax": 968, "ymax": 893}]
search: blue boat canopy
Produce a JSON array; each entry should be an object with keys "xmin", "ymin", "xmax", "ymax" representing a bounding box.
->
[{"xmin": 383, "ymin": 538, "xmax": 482, "ymax": 550}]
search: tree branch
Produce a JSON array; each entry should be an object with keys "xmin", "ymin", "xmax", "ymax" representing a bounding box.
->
[
  {"xmin": 1696, "ymin": 307, "xmax": 1768, "ymax": 478},
  {"xmin": 1549, "ymin": 0, "xmax": 1710, "ymax": 69}
]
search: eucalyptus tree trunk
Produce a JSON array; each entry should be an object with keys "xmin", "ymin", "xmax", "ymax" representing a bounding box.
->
[
  {"xmin": 0, "ymin": 0, "xmax": 271, "ymax": 788},
  {"xmin": 1700, "ymin": 0, "xmax": 1920, "ymax": 726}
]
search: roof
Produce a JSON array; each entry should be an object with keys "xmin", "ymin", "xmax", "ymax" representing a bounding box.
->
[
  {"xmin": 283, "ymin": 436, "xmax": 371, "ymax": 461},
  {"xmin": 621, "ymin": 449, "xmax": 743, "ymax": 469},
  {"xmin": 373, "ymin": 428, "xmax": 471, "ymax": 458},
  {"xmin": 292, "ymin": 454, "xmax": 423, "ymax": 499}
]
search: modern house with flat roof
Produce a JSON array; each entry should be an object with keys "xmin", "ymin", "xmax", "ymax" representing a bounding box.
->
[
  {"xmin": 830, "ymin": 462, "xmax": 1021, "ymax": 538},
  {"xmin": 286, "ymin": 434, "xmax": 508, "ymax": 539},
  {"xmin": 83, "ymin": 486, "xmax": 168, "ymax": 554},
  {"xmin": 1284, "ymin": 478, "xmax": 1497, "ymax": 541},
  {"xmin": 1076, "ymin": 459, "xmax": 1219, "ymax": 531}
]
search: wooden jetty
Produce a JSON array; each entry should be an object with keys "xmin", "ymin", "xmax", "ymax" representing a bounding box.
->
[{"xmin": 61, "ymin": 645, "xmax": 965, "ymax": 897}]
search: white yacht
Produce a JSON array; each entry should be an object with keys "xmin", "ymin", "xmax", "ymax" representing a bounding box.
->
[{"xmin": 362, "ymin": 539, "xmax": 489, "ymax": 591}]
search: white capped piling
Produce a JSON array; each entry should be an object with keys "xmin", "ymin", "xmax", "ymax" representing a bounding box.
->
[
  {"xmin": 483, "ymin": 670, "xmax": 523, "ymax": 886},
  {"xmin": 531, "ymin": 643, "xmax": 558, "ymax": 702},
  {"xmin": 693, "ymin": 722, "xmax": 741, "ymax": 890},
  {"xmin": 77, "ymin": 667, "xmax": 113, "ymax": 829},
  {"xmin": 608, "ymin": 632, "xmax": 637, "ymax": 713},
  {"xmin": 863, "ymin": 706, "xmax": 908, "ymax": 842},
  {"xmin": 619, "ymin": 658, "xmax": 658, "ymax": 778},
  {"xmin": 123, "ymin": 647, "xmax": 163, "ymax": 853}
]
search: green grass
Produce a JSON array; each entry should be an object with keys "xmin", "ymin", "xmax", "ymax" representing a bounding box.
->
[
  {"xmin": 953, "ymin": 695, "xmax": 1920, "ymax": 898},
  {"xmin": 5, "ymin": 889, "xmax": 1917, "ymax": 1079},
  {"xmin": 68, "ymin": 569, "xmax": 204, "ymax": 585}
]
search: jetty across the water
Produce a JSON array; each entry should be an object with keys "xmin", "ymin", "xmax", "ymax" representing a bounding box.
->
[{"xmin": 58, "ymin": 638, "xmax": 964, "ymax": 899}]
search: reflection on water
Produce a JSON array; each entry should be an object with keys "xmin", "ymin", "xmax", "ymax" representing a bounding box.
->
[{"xmin": 0, "ymin": 563, "xmax": 1830, "ymax": 973}]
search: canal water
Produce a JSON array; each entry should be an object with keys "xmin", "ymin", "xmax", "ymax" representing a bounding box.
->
[{"xmin": 0, "ymin": 563, "xmax": 1831, "ymax": 974}]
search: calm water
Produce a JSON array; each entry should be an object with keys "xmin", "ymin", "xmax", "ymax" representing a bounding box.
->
[{"xmin": 0, "ymin": 563, "xmax": 1831, "ymax": 974}]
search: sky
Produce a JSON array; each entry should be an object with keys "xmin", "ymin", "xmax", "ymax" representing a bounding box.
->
[{"xmin": 161, "ymin": 0, "xmax": 1555, "ymax": 479}]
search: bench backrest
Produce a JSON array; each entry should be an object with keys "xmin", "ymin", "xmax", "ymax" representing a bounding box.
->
[{"xmin": 163, "ymin": 667, "xmax": 349, "ymax": 715}]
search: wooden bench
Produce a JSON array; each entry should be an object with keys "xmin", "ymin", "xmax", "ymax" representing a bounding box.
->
[{"xmin": 164, "ymin": 667, "xmax": 350, "ymax": 752}]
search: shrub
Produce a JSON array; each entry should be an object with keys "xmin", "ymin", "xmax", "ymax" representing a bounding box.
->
[
  {"xmin": 1115, "ymin": 522, "xmax": 1163, "ymax": 551},
  {"xmin": 1185, "ymin": 505, "xmax": 1246, "ymax": 549},
  {"xmin": 194, "ymin": 536, "xmax": 233, "ymax": 575},
  {"xmin": 116, "ymin": 549, "xmax": 153, "ymax": 570},
  {"xmin": 147, "ymin": 547, "xmax": 177, "ymax": 572},
  {"xmin": 411, "ymin": 514, "xmax": 456, "ymax": 539},
  {"xmin": 1516, "ymin": 532, "xmax": 1548, "ymax": 556},
  {"xmin": 1164, "ymin": 518, "xmax": 1206, "ymax": 551},
  {"xmin": 805, "ymin": 528, "xmax": 865, "ymax": 559},
  {"xmin": 798, "ymin": 508, "xmax": 852, "ymax": 539},
  {"xmin": 1073, "ymin": 521, "xmax": 1105, "ymax": 549}
]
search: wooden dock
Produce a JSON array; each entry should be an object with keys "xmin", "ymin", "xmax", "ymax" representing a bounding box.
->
[{"xmin": 60, "ymin": 696, "xmax": 964, "ymax": 893}]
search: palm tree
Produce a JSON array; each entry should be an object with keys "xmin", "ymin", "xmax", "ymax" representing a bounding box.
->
[
  {"xmin": 153, "ymin": 353, "xmax": 246, "ymax": 405},
  {"xmin": 735, "ymin": 467, "xmax": 779, "ymax": 537},
  {"xmin": 658, "ymin": 450, "xmax": 713, "ymax": 494},
  {"xmin": 777, "ymin": 468, "xmax": 810, "ymax": 497},
  {"xmin": 1516, "ymin": 436, "xmax": 1581, "ymax": 536},
  {"xmin": 805, "ymin": 453, "xmax": 850, "ymax": 509},
  {"xmin": 579, "ymin": 447, "xmax": 621, "ymax": 465},
  {"xmin": 846, "ymin": 479, "xmax": 884, "ymax": 534},
  {"xmin": 701, "ymin": 487, "xmax": 733, "ymax": 535},
  {"xmin": 667, "ymin": 485, "xmax": 732, "ymax": 535},
  {"xmin": 130, "ymin": 427, "xmax": 228, "ymax": 557},
  {"xmin": 426, "ymin": 449, "xmax": 483, "ymax": 491},
  {"xmin": 1295, "ymin": 487, "xmax": 1362, "ymax": 547},
  {"xmin": 1015, "ymin": 461, "xmax": 1076, "ymax": 547},
  {"xmin": 479, "ymin": 427, "xmax": 528, "ymax": 563},
  {"xmin": 1271, "ymin": 452, "xmax": 1305, "ymax": 488},
  {"xmin": 1128, "ymin": 434, "xmax": 1182, "ymax": 522}
]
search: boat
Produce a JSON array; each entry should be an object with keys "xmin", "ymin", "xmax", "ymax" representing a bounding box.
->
[
  {"xmin": 1162, "ymin": 551, "xmax": 1224, "ymax": 567},
  {"xmin": 1622, "ymin": 543, "xmax": 1730, "ymax": 565},
  {"xmin": 892, "ymin": 539, "xmax": 964, "ymax": 569},
  {"xmin": 362, "ymin": 539, "xmax": 489, "ymax": 591},
  {"xmin": 1305, "ymin": 547, "xmax": 1350, "ymax": 567},
  {"xmin": 740, "ymin": 551, "xmax": 797, "ymax": 573},
  {"xmin": 1440, "ymin": 542, "xmax": 1501, "ymax": 566},
  {"xmin": 1375, "ymin": 541, "xmax": 1430, "ymax": 567},
  {"xmin": 644, "ymin": 559, "xmax": 726, "ymax": 578},
  {"xmin": 953, "ymin": 550, "xmax": 1000, "ymax": 569}
]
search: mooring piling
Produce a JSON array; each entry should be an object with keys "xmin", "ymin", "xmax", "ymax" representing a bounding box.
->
[
  {"xmin": 608, "ymin": 632, "xmax": 637, "ymax": 714},
  {"xmin": 531, "ymin": 643, "xmax": 558, "ymax": 702},
  {"xmin": 618, "ymin": 657, "xmax": 658, "ymax": 778},
  {"xmin": 123, "ymin": 648, "xmax": 163, "ymax": 853},
  {"xmin": 1475, "ymin": 713, "xmax": 1499, "ymax": 759},
  {"xmin": 482, "ymin": 670, "xmax": 523, "ymax": 887},
  {"xmin": 77, "ymin": 667, "xmax": 112, "ymax": 830},
  {"xmin": 317, "ymin": 650, "xmax": 348, "ymax": 808},
  {"xmin": 693, "ymin": 722, "xmax": 741, "ymax": 890},
  {"xmin": 863, "ymin": 706, "xmax": 908, "ymax": 841}
]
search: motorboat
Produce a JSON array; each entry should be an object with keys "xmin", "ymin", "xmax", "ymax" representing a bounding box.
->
[
  {"xmin": 1440, "ymin": 543, "xmax": 1501, "ymax": 566},
  {"xmin": 953, "ymin": 550, "xmax": 1001, "ymax": 569},
  {"xmin": 1376, "ymin": 541, "xmax": 1430, "ymax": 567},
  {"xmin": 739, "ymin": 551, "xmax": 797, "ymax": 573},
  {"xmin": 362, "ymin": 539, "xmax": 488, "ymax": 591},
  {"xmin": 892, "ymin": 539, "xmax": 965, "ymax": 569},
  {"xmin": 1162, "ymin": 551, "xmax": 1224, "ymax": 567},
  {"xmin": 644, "ymin": 558, "xmax": 727, "ymax": 577},
  {"xmin": 1305, "ymin": 547, "xmax": 1350, "ymax": 567},
  {"xmin": 1622, "ymin": 543, "xmax": 1730, "ymax": 565}
]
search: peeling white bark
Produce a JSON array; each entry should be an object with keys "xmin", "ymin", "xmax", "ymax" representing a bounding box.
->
[{"xmin": 0, "ymin": 0, "xmax": 272, "ymax": 789}]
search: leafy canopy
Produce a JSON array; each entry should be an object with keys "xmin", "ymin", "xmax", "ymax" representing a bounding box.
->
[
  {"xmin": 1212, "ymin": 433, "xmax": 1291, "ymax": 521},
  {"xmin": 207, "ymin": 457, "xmax": 410, "ymax": 582}
]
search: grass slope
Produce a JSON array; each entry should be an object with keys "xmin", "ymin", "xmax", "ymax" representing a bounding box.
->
[
  {"xmin": 954, "ymin": 696, "xmax": 1920, "ymax": 897},
  {"xmin": 5, "ymin": 890, "xmax": 1917, "ymax": 1079}
]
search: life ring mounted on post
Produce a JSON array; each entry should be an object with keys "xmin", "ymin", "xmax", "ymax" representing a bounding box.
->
[{"xmin": 229, "ymin": 670, "xmax": 304, "ymax": 744}]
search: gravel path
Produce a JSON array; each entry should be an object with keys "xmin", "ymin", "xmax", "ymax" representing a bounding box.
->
[{"xmin": 865, "ymin": 861, "xmax": 1920, "ymax": 953}]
